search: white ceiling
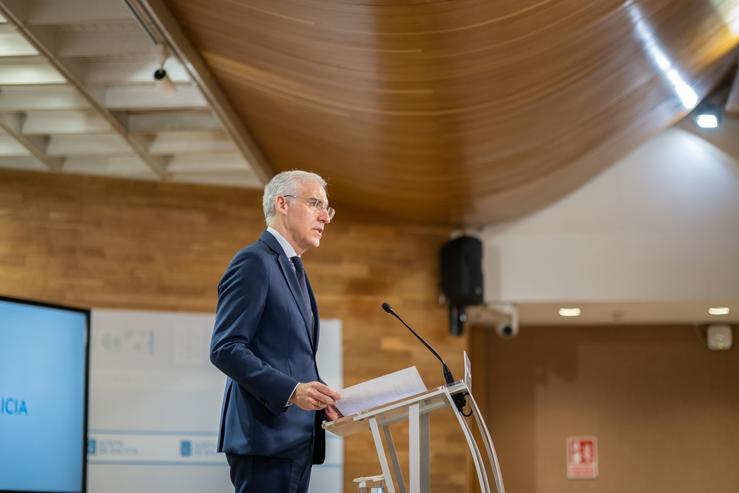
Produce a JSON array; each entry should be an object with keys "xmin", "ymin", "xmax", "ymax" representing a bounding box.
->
[
  {"xmin": 480, "ymin": 119, "xmax": 739, "ymax": 326},
  {"xmin": 0, "ymin": 0, "xmax": 263, "ymax": 188}
]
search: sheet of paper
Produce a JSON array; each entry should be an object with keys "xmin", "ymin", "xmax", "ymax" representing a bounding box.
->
[{"xmin": 334, "ymin": 366, "xmax": 427, "ymax": 416}]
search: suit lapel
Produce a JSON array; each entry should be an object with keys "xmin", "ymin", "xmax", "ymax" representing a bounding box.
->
[
  {"xmin": 278, "ymin": 255, "xmax": 314, "ymax": 334},
  {"xmin": 305, "ymin": 275, "xmax": 319, "ymax": 354},
  {"xmin": 260, "ymin": 231, "xmax": 316, "ymax": 351}
]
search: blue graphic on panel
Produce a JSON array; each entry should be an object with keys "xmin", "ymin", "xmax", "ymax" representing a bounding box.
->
[
  {"xmin": 180, "ymin": 440, "xmax": 192, "ymax": 457},
  {"xmin": 1, "ymin": 396, "xmax": 28, "ymax": 415},
  {"xmin": 0, "ymin": 298, "xmax": 88, "ymax": 493}
]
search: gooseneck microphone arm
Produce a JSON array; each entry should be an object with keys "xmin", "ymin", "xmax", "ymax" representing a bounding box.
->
[
  {"xmin": 381, "ymin": 302, "xmax": 454, "ymax": 384},
  {"xmin": 381, "ymin": 302, "xmax": 468, "ymax": 414}
]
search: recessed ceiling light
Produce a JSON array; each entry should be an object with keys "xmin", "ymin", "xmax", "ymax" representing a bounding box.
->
[
  {"xmin": 708, "ymin": 307, "xmax": 730, "ymax": 316},
  {"xmin": 695, "ymin": 113, "xmax": 719, "ymax": 129},
  {"xmin": 558, "ymin": 307, "xmax": 581, "ymax": 317}
]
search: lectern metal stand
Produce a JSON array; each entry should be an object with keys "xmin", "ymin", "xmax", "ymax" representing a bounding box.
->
[{"xmin": 324, "ymin": 381, "xmax": 505, "ymax": 493}]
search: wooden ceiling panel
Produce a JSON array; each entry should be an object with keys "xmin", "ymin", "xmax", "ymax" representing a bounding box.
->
[{"xmin": 162, "ymin": 0, "xmax": 739, "ymax": 225}]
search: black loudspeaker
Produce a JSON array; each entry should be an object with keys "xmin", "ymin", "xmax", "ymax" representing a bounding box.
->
[
  {"xmin": 440, "ymin": 236, "xmax": 483, "ymax": 336},
  {"xmin": 440, "ymin": 236, "xmax": 483, "ymax": 305}
]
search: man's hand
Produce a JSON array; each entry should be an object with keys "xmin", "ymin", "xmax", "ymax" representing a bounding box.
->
[
  {"xmin": 289, "ymin": 381, "xmax": 341, "ymax": 412},
  {"xmin": 325, "ymin": 405, "xmax": 343, "ymax": 421}
]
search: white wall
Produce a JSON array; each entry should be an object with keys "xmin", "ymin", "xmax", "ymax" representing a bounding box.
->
[{"xmin": 482, "ymin": 119, "xmax": 739, "ymax": 305}]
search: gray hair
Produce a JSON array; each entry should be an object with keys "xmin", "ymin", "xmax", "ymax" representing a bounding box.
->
[{"xmin": 262, "ymin": 170, "xmax": 327, "ymax": 226}]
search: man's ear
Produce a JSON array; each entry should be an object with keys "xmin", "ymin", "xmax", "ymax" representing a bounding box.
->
[{"xmin": 275, "ymin": 196, "xmax": 289, "ymax": 216}]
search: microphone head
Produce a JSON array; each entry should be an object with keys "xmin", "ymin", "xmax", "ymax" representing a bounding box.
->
[{"xmin": 381, "ymin": 302, "xmax": 393, "ymax": 313}]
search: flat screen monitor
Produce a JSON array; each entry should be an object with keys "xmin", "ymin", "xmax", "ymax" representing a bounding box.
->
[{"xmin": 0, "ymin": 296, "xmax": 89, "ymax": 493}]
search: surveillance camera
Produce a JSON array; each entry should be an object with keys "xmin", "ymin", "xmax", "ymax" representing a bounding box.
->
[
  {"xmin": 491, "ymin": 303, "xmax": 519, "ymax": 338},
  {"xmin": 153, "ymin": 67, "xmax": 176, "ymax": 93},
  {"xmin": 496, "ymin": 321, "xmax": 518, "ymax": 338}
]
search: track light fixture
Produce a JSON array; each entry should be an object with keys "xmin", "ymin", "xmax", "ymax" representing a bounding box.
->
[
  {"xmin": 693, "ymin": 103, "xmax": 721, "ymax": 129},
  {"xmin": 153, "ymin": 45, "xmax": 176, "ymax": 93}
]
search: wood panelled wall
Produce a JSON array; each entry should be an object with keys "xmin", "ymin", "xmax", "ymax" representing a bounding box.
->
[
  {"xmin": 472, "ymin": 324, "xmax": 739, "ymax": 493},
  {"xmin": 0, "ymin": 169, "xmax": 467, "ymax": 492}
]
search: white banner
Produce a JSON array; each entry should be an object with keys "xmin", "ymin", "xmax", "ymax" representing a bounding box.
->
[{"xmin": 88, "ymin": 309, "xmax": 342, "ymax": 493}]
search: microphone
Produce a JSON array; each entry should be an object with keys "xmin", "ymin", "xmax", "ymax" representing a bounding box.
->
[{"xmin": 381, "ymin": 302, "xmax": 467, "ymax": 414}]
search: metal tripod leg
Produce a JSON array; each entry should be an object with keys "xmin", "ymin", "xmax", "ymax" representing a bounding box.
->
[
  {"xmin": 466, "ymin": 392, "xmax": 506, "ymax": 493},
  {"xmin": 382, "ymin": 425, "xmax": 407, "ymax": 493},
  {"xmin": 443, "ymin": 389, "xmax": 492, "ymax": 493},
  {"xmin": 408, "ymin": 403, "xmax": 429, "ymax": 492},
  {"xmin": 369, "ymin": 417, "xmax": 397, "ymax": 493}
]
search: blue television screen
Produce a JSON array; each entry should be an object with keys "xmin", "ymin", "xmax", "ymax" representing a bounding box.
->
[{"xmin": 0, "ymin": 296, "xmax": 89, "ymax": 493}]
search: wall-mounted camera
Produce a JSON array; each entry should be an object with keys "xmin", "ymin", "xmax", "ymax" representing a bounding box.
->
[
  {"xmin": 492, "ymin": 303, "xmax": 518, "ymax": 338},
  {"xmin": 496, "ymin": 321, "xmax": 517, "ymax": 338}
]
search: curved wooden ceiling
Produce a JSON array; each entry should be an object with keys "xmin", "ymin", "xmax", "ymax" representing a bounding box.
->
[{"xmin": 160, "ymin": 0, "xmax": 738, "ymax": 225}]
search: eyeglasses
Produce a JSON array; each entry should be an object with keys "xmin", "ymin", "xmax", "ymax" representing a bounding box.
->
[{"xmin": 283, "ymin": 195, "xmax": 335, "ymax": 221}]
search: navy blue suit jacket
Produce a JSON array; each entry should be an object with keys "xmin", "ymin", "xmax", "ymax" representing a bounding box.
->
[{"xmin": 210, "ymin": 230, "xmax": 325, "ymax": 462}]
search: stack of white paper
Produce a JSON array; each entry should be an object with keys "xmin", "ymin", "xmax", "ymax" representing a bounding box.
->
[{"xmin": 335, "ymin": 366, "xmax": 427, "ymax": 416}]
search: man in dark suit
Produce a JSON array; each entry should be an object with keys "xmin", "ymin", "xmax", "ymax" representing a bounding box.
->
[{"xmin": 210, "ymin": 170, "xmax": 341, "ymax": 493}]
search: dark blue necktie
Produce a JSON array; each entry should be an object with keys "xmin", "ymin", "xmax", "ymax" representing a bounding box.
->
[{"xmin": 291, "ymin": 256, "xmax": 314, "ymax": 334}]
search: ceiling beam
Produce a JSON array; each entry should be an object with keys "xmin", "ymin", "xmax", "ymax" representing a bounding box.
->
[
  {"xmin": 79, "ymin": 58, "xmax": 191, "ymax": 85},
  {"xmin": 0, "ymin": 29, "xmax": 37, "ymax": 56},
  {"xmin": 135, "ymin": 0, "xmax": 273, "ymax": 184},
  {"xmin": 21, "ymin": 109, "xmax": 112, "ymax": 134},
  {"xmin": 55, "ymin": 24, "xmax": 156, "ymax": 58},
  {"xmin": 148, "ymin": 130, "xmax": 235, "ymax": 155},
  {"xmin": 168, "ymin": 152, "xmax": 250, "ymax": 172},
  {"xmin": 0, "ymin": 112, "xmax": 63, "ymax": 170},
  {"xmin": 46, "ymin": 133, "xmax": 133, "ymax": 156},
  {"xmin": 63, "ymin": 154, "xmax": 158, "ymax": 179},
  {"xmin": 126, "ymin": 110, "xmax": 220, "ymax": 133},
  {"xmin": 0, "ymin": 58, "xmax": 65, "ymax": 84},
  {"xmin": 23, "ymin": 0, "xmax": 132, "ymax": 26},
  {"xmin": 0, "ymin": 85, "xmax": 91, "ymax": 111},
  {"xmin": 98, "ymin": 84, "xmax": 206, "ymax": 110},
  {"xmin": 0, "ymin": 133, "xmax": 29, "ymax": 156},
  {"xmin": 0, "ymin": 155, "xmax": 47, "ymax": 170},
  {"xmin": 169, "ymin": 169, "xmax": 262, "ymax": 188}
]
